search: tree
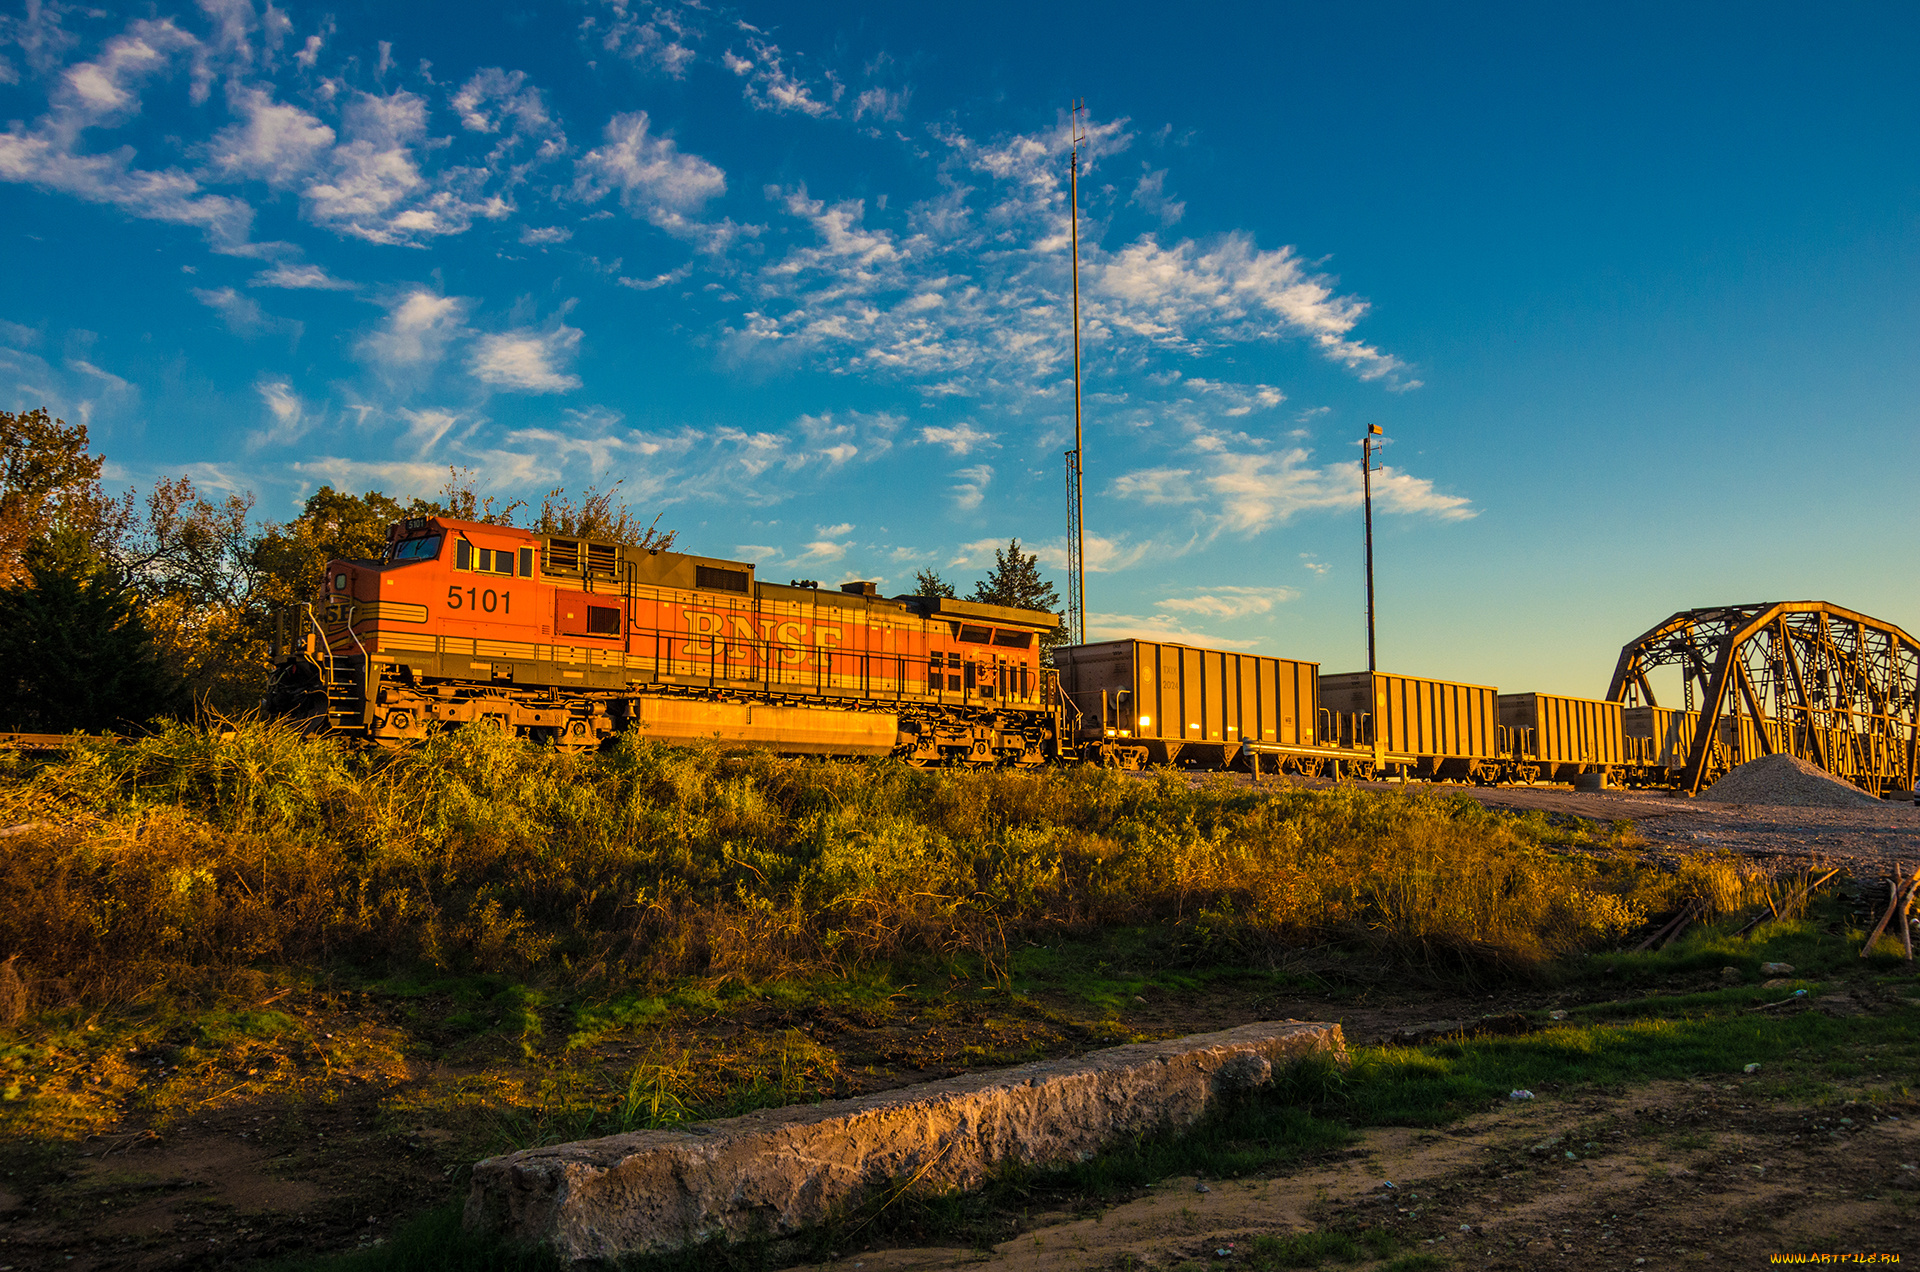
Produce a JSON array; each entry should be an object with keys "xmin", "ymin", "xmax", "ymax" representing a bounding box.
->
[
  {"xmin": 0, "ymin": 409, "xmax": 119, "ymax": 587},
  {"xmin": 533, "ymin": 480, "xmax": 676, "ymax": 551},
  {"xmin": 249, "ymin": 486, "xmax": 424, "ymax": 612},
  {"xmin": 911, "ymin": 568, "xmax": 957, "ymax": 599},
  {"xmin": 0, "ymin": 533, "xmax": 183, "ymax": 732},
  {"xmin": 969, "ymin": 538, "xmax": 1066, "ymax": 656}
]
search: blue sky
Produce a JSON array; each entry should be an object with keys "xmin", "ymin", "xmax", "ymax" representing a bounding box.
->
[{"xmin": 3, "ymin": 0, "xmax": 1916, "ymax": 696}]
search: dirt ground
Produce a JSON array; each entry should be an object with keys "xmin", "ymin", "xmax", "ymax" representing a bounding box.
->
[{"xmin": 777, "ymin": 1079, "xmax": 1920, "ymax": 1271}]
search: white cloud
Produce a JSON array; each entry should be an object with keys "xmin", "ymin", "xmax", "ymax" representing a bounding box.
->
[
  {"xmin": 1154, "ymin": 586, "xmax": 1298, "ymax": 619},
  {"xmin": 795, "ymin": 539, "xmax": 847, "ymax": 562},
  {"xmin": 67, "ymin": 357, "xmax": 131, "ymax": 392},
  {"xmin": 397, "ymin": 407, "xmax": 462, "ymax": 455},
  {"xmin": 289, "ymin": 456, "xmax": 460, "ymax": 499},
  {"xmin": 1093, "ymin": 233, "xmax": 1411, "ymax": 382},
  {"xmin": 1129, "ymin": 166, "xmax": 1184, "ymax": 226},
  {"xmin": 949, "ymin": 463, "xmax": 992, "ymax": 512},
  {"xmin": 1300, "ymin": 554, "xmax": 1331, "ymax": 576},
  {"xmin": 520, "ymin": 225, "xmax": 572, "ymax": 245},
  {"xmin": 816, "ymin": 522, "xmax": 853, "ymax": 536},
  {"xmin": 587, "ymin": 0, "xmax": 699, "ymax": 76},
  {"xmin": 728, "ymin": 109, "xmax": 1411, "ymax": 400},
  {"xmin": 205, "ymin": 85, "xmax": 335, "ymax": 187},
  {"xmin": 360, "ymin": 290, "xmax": 470, "ymax": 371},
  {"xmin": 0, "ymin": 319, "xmax": 41, "ymax": 348},
  {"xmin": 1032, "ymin": 534, "xmax": 1153, "ymax": 574},
  {"xmin": 573, "ymin": 111, "xmax": 733, "ymax": 248},
  {"xmin": 0, "ymin": 19, "xmax": 259, "ymax": 252},
  {"xmin": 918, "ymin": 422, "xmax": 995, "ymax": 455},
  {"xmin": 251, "ymin": 262, "xmax": 355, "ymax": 290},
  {"xmin": 469, "ymin": 325, "xmax": 583, "ymax": 393},
  {"xmin": 299, "ymin": 91, "xmax": 427, "ymax": 238},
  {"xmin": 617, "ymin": 263, "xmax": 692, "ymax": 290},
  {"xmin": 451, "ymin": 67, "xmax": 554, "ymax": 137},
  {"xmin": 1179, "ymin": 378, "xmax": 1285, "ymax": 416},
  {"xmin": 723, "ymin": 37, "xmax": 834, "ymax": 118},
  {"xmin": 1084, "ymin": 612, "xmax": 1260, "ymax": 649},
  {"xmin": 853, "ymin": 85, "xmax": 907, "ymax": 123},
  {"xmin": 1113, "ymin": 431, "xmax": 1474, "ymax": 536},
  {"xmin": 252, "ymin": 375, "xmax": 310, "ymax": 447},
  {"xmin": 194, "ymin": 285, "xmax": 300, "ymax": 339}
]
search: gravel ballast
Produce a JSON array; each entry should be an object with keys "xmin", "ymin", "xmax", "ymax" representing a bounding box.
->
[{"xmin": 1700, "ymin": 754, "xmax": 1888, "ymax": 809}]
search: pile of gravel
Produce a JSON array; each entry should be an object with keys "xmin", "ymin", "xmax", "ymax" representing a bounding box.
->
[{"xmin": 1699, "ymin": 753, "xmax": 1887, "ymax": 808}]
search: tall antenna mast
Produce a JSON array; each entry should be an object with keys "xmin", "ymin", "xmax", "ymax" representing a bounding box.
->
[{"xmin": 1064, "ymin": 99, "xmax": 1088, "ymax": 646}]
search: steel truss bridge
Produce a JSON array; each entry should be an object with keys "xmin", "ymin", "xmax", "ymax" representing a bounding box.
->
[{"xmin": 1607, "ymin": 601, "xmax": 1920, "ymax": 796}]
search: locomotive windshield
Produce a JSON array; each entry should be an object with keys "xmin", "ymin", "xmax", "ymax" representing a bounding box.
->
[{"xmin": 389, "ymin": 534, "xmax": 442, "ymax": 563}]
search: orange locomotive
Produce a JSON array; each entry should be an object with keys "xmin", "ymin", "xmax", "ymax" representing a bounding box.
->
[{"xmin": 267, "ymin": 516, "xmax": 1063, "ymax": 763}]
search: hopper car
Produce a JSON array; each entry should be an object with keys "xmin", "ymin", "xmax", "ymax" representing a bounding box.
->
[{"xmin": 267, "ymin": 517, "xmax": 1913, "ymax": 794}]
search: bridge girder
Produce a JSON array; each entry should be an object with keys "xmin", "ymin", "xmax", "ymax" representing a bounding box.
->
[{"xmin": 1606, "ymin": 601, "xmax": 1920, "ymax": 796}]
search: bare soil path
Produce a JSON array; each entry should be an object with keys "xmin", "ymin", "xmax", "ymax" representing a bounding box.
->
[{"xmin": 779, "ymin": 1079, "xmax": 1920, "ymax": 1272}]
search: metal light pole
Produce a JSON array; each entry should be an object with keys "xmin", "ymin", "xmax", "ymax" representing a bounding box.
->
[
  {"xmin": 1063, "ymin": 100, "xmax": 1088, "ymax": 646},
  {"xmin": 1362, "ymin": 424, "xmax": 1383, "ymax": 673}
]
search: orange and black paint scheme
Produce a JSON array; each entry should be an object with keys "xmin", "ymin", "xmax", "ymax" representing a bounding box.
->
[{"xmin": 267, "ymin": 516, "xmax": 1064, "ymax": 764}]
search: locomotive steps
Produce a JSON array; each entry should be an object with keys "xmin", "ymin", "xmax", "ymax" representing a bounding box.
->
[{"xmin": 462, "ymin": 1019, "xmax": 1346, "ymax": 1265}]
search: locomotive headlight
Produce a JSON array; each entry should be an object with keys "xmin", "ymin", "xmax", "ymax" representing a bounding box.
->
[
  {"xmin": 1139, "ymin": 715, "xmax": 1151, "ymax": 727},
  {"xmin": 333, "ymin": 573, "xmax": 348, "ymax": 591}
]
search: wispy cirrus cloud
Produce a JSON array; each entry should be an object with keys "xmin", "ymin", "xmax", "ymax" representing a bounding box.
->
[
  {"xmin": 918, "ymin": 422, "xmax": 995, "ymax": 455},
  {"xmin": 723, "ymin": 34, "xmax": 837, "ymax": 118},
  {"xmin": 195, "ymin": 285, "xmax": 302, "ymax": 340},
  {"xmin": 252, "ymin": 375, "xmax": 312, "ymax": 448},
  {"xmin": 724, "ymin": 108, "xmax": 1416, "ymax": 406},
  {"xmin": 359, "ymin": 289, "xmax": 470, "ymax": 372},
  {"xmin": 572, "ymin": 110, "xmax": 740, "ymax": 250},
  {"xmin": 583, "ymin": 0, "xmax": 700, "ymax": 76},
  {"xmin": 469, "ymin": 324, "xmax": 583, "ymax": 393},
  {"xmin": 250, "ymin": 262, "xmax": 355, "ymax": 290},
  {"xmin": 1084, "ymin": 612, "xmax": 1261, "ymax": 648},
  {"xmin": 1112, "ymin": 428, "xmax": 1473, "ymax": 536}
]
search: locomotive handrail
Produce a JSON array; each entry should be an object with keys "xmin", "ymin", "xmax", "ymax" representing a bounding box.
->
[{"xmin": 302, "ymin": 604, "xmax": 335, "ymax": 687}]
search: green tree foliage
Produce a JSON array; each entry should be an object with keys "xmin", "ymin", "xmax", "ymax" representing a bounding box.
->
[
  {"xmin": 911, "ymin": 567, "xmax": 957, "ymax": 598},
  {"xmin": 533, "ymin": 480, "xmax": 676, "ymax": 551},
  {"xmin": 969, "ymin": 538, "xmax": 1066, "ymax": 654},
  {"xmin": 0, "ymin": 409, "xmax": 119, "ymax": 586},
  {"xmin": 0, "ymin": 533, "xmax": 183, "ymax": 732},
  {"xmin": 249, "ymin": 486, "xmax": 428, "ymax": 611},
  {"xmin": 969, "ymin": 538, "xmax": 1060, "ymax": 613}
]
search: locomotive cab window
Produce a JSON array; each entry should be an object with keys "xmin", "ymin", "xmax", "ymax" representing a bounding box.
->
[
  {"xmin": 991, "ymin": 629, "xmax": 1032, "ymax": 649},
  {"xmin": 389, "ymin": 534, "xmax": 441, "ymax": 563},
  {"xmin": 958, "ymin": 624, "xmax": 993, "ymax": 644}
]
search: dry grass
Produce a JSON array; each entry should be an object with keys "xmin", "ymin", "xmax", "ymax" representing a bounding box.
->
[{"xmin": 0, "ymin": 722, "xmax": 1675, "ymax": 1014}]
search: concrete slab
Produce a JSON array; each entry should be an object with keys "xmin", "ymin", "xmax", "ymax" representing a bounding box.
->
[{"xmin": 464, "ymin": 1019, "xmax": 1345, "ymax": 1265}]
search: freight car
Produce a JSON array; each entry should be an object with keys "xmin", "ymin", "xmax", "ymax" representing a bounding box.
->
[{"xmin": 268, "ymin": 516, "xmax": 1062, "ymax": 764}]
